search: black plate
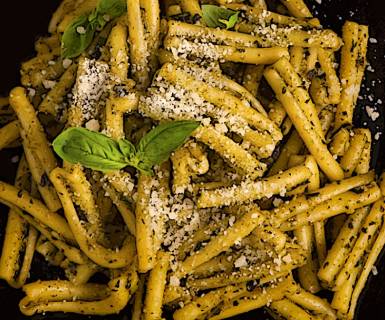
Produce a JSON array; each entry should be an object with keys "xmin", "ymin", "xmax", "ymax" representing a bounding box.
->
[{"xmin": 0, "ymin": 1, "xmax": 384, "ymax": 319}]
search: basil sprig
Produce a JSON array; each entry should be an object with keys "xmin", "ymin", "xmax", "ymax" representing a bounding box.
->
[
  {"xmin": 61, "ymin": 0, "xmax": 127, "ymax": 59},
  {"xmin": 52, "ymin": 121, "xmax": 200, "ymax": 175},
  {"xmin": 201, "ymin": 5, "xmax": 239, "ymax": 29}
]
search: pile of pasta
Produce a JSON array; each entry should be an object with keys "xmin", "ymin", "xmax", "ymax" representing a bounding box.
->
[{"xmin": 0, "ymin": 0, "xmax": 384, "ymax": 319}]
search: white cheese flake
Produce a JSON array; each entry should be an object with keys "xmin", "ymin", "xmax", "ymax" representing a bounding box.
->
[
  {"xmin": 169, "ymin": 275, "xmax": 180, "ymax": 286},
  {"xmin": 11, "ymin": 155, "xmax": 19, "ymax": 163},
  {"xmin": 63, "ymin": 58, "xmax": 73, "ymax": 69},
  {"xmin": 42, "ymin": 79, "xmax": 57, "ymax": 90},
  {"xmin": 234, "ymin": 255, "xmax": 248, "ymax": 268},
  {"xmin": 76, "ymin": 26, "xmax": 86, "ymax": 34},
  {"xmin": 372, "ymin": 266, "xmax": 378, "ymax": 276},
  {"xmin": 365, "ymin": 105, "xmax": 380, "ymax": 121},
  {"xmin": 85, "ymin": 119, "xmax": 100, "ymax": 132},
  {"xmin": 71, "ymin": 58, "xmax": 110, "ymax": 122}
]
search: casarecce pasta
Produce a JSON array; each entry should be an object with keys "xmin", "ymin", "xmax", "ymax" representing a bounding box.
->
[{"xmin": 0, "ymin": 0, "xmax": 382, "ymax": 319}]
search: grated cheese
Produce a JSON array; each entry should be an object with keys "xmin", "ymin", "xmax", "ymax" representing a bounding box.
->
[
  {"xmin": 366, "ymin": 105, "xmax": 380, "ymax": 121},
  {"xmin": 71, "ymin": 58, "xmax": 110, "ymax": 122}
]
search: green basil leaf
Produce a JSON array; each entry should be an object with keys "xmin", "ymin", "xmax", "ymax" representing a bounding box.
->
[
  {"xmin": 97, "ymin": 0, "xmax": 127, "ymax": 19},
  {"xmin": 52, "ymin": 127, "xmax": 129, "ymax": 172},
  {"xmin": 88, "ymin": 10, "xmax": 99, "ymax": 23},
  {"xmin": 61, "ymin": 0, "xmax": 127, "ymax": 59},
  {"xmin": 202, "ymin": 5, "xmax": 239, "ymax": 29},
  {"xmin": 118, "ymin": 139, "xmax": 136, "ymax": 158},
  {"xmin": 52, "ymin": 122, "xmax": 198, "ymax": 175},
  {"xmin": 61, "ymin": 15, "xmax": 96, "ymax": 59},
  {"xmin": 218, "ymin": 12, "xmax": 239, "ymax": 29},
  {"xmin": 135, "ymin": 120, "xmax": 200, "ymax": 168},
  {"xmin": 135, "ymin": 162, "xmax": 154, "ymax": 176}
]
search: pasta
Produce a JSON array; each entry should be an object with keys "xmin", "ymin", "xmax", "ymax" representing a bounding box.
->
[{"xmin": 0, "ymin": 1, "xmax": 382, "ymax": 320}]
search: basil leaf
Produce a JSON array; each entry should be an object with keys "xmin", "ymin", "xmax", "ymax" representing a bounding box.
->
[
  {"xmin": 97, "ymin": 0, "xmax": 127, "ymax": 19},
  {"xmin": 88, "ymin": 10, "xmax": 99, "ymax": 23},
  {"xmin": 52, "ymin": 121, "xmax": 199, "ymax": 175},
  {"xmin": 52, "ymin": 127, "xmax": 128, "ymax": 172},
  {"xmin": 61, "ymin": 0, "xmax": 127, "ymax": 59},
  {"xmin": 202, "ymin": 5, "xmax": 239, "ymax": 29},
  {"xmin": 61, "ymin": 15, "xmax": 96, "ymax": 59},
  {"xmin": 218, "ymin": 12, "xmax": 239, "ymax": 29},
  {"xmin": 118, "ymin": 139, "xmax": 136, "ymax": 158},
  {"xmin": 135, "ymin": 161, "xmax": 155, "ymax": 176},
  {"xmin": 135, "ymin": 121, "xmax": 200, "ymax": 169}
]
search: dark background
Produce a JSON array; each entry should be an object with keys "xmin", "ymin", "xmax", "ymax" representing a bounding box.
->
[{"xmin": 0, "ymin": 0, "xmax": 384, "ymax": 319}]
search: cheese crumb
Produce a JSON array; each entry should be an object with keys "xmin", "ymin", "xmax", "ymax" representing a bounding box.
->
[
  {"xmin": 72, "ymin": 58, "xmax": 110, "ymax": 122},
  {"xmin": 76, "ymin": 26, "xmax": 86, "ymax": 34},
  {"xmin": 365, "ymin": 105, "xmax": 380, "ymax": 121},
  {"xmin": 42, "ymin": 79, "xmax": 57, "ymax": 90},
  {"xmin": 63, "ymin": 58, "xmax": 72, "ymax": 69},
  {"xmin": 282, "ymin": 254, "xmax": 292, "ymax": 264},
  {"xmin": 234, "ymin": 255, "xmax": 248, "ymax": 268},
  {"xmin": 372, "ymin": 266, "xmax": 378, "ymax": 276},
  {"xmin": 85, "ymin": 119, "xmax": 100, "ymax": 132},
  {"xmin": 229, "ymin": 216, "xmax": 236, "ymax": 226},
  {"xmin": 169, "ymin": 275, "xmax": 180, "ymax": 286},
  {"xmin": 11, "ymin": 155, "xmax": 19, "ymax": 163},
  {"xmin": 27, "ymin": 88, "xmax": 36, "ymax": 97}
]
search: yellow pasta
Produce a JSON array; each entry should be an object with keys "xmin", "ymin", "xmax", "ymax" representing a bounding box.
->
[
  {"xmin": 347, "ymin": 206, "xmax": 385, "ymax": 319},
  {"xmin": 270, "ymin": 298, "xmax": 314, "ymax": 320},
  {"xmin": 177, "ymin": 208, "xmax": 265, "ymax": 276},
  {"xmin": 50, "ymin": 168, "xmax": 136, "ymax": 268},
  {"xmin": 203, "ymin": 277, "xmax": 295, "ymax": 320},
  {"xmin": 334, "ymin": 21, "xmax": 368, "ymax": 130},
  {"xmin": 340, "ymin": 128, "xmax": 368, "ymax": 177},
  {"xmin": 330, "ymin": 128, "xmax": 351, "ymax": 157},
  {"xmin": 0, "ymin": 120, "xmax": 20, "ymax": 151},
  {"xmin": 194, "ymin": 126, "xmax": 267, "ymax": 178},
  {"xmin": 164, "ymin": 36, "xmax": 290, "ymax": 64},
  {"xmin": 132, "ymin": 274, "xmax": 146, "ymax": 320},
  {"xmin": 279, "ymin": 182, "xmax": 381, "ymax": 231},
  {"xmin": 292, "ymin": 156, "xmax": 321, "ymax": 293},
  {"xmin": 287, "ymin": 284, "xmax": 336, "ymax": 319},
  {"xmin": 334, "ymin": 199, "xmax": 385, "ymax": 289},
  {"xmin": 242, "ymin": 64, "xmax": 265, "ymax": 97},
  {"xmin": 167, "ymin": 20, "xmax": 263, "ymax": 48},
  {"xmin": 272, "ymin": 171, "xmax": 375, "ymax": 223},
  {"xmin": 0, "ymin": 1, "xmax": 382, "ymax": 319},
  {"xmin": 35, "ymin": 235, "xmax": 66, "ymax": 266},
  {"xmin": 38, "ymin": 63, "xmax": 77, "ymax": 118},
  {"xmin": 127, "ymin": 0, "xmax": 150, "ymax": 88},
  {"xmin": 20, "ymin": 269, "xmax": 138, "ymax": 316},
  {"xmin": 318, "ymin": 207, "xmax": 369, "ymax": 286},
  {"xmin": 21, "ymin": 129, "xmax": 62, "ymax": 212},
  {"xmin": 315, "ymin": 47, "xmax": 341, "ymax": 105},
  {"xmin": 143, "ymin": 252, "xmax": 170, "ymax": 320},
  {"xmin": 9, "ymin": 89, "xmax": 56, "ymax": 171},
  {"xmin": 238, "ymin": 22, "xmax": 341, "ymax": 50},
  {"xmin": 264, "ymin": 65, "xmax": 344, "ymax": 181},
  {"xmin": 0, "ymin": 156, "xmax": 37, "ymax": 288},
  {"xmin": 197, "ymin": 163, "xmax": 311, "ymax": 208},
  {"xmin": 280, "ymin": 0, "xmax": 312, "ymax": 18}
]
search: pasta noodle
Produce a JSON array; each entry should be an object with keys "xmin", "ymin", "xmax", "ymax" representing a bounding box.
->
[{"xmin": 0, "ymin": 0, "xmax": 382, "ymax": 319}]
